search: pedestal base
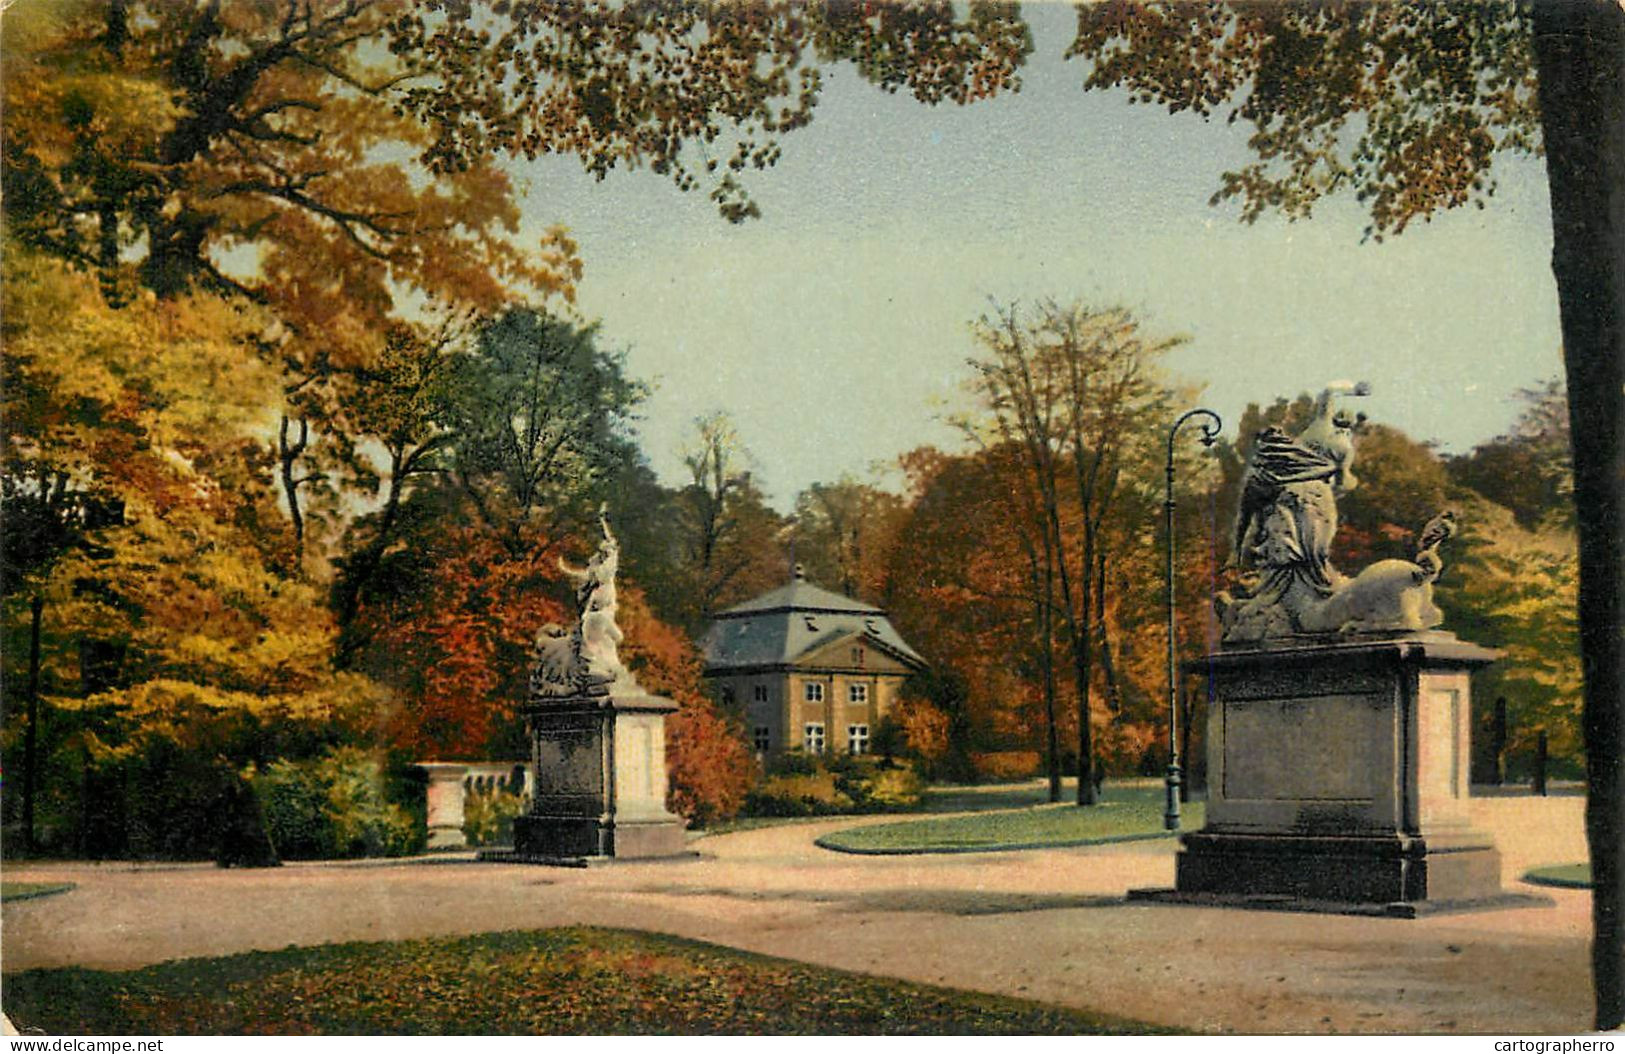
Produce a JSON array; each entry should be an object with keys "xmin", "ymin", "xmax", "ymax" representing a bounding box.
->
[
  {"xmin": 513, "ymin": 689, "xmax": 688, "ymax": 861},
  {"xmin": 1175, "ymin": 829, "xmax": 1503, "ymax": 904},
  {"xmin": 511, "ymin": 814, "xmax": 687, "ymax": 859},
  {"xmin": 1166, "ymin": 632, "xmax": 1519, "ymax": 914}
]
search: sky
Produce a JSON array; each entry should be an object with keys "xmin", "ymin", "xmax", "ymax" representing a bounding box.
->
[{"xmin": 511, "ymin": 5, "xmax": 1561, "ymax": 510}]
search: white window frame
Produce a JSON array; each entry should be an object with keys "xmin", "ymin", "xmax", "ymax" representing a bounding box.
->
[
  {"xmin": 803, "ymin": 722, "xmax": 826, "ymax": 755},
  {"xmin": 804, "ymin": 682, "xmax": 824, "ymax": 704},
  {"xmin": 848, "ymin": 724, "xmax": 870, "ymax": 756},
  {"xmin": 848, "ymin": 683, "xmax": 868, "ymax": 705},
  {"xmin": 753, "ymin": 726, "xmax": 772, "ymax": 753}
]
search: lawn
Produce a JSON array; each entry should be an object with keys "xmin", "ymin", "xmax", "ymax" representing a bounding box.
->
[
  {"xmin": 1, "ymin": 882, "xmax": 76, "ymax": 903},
  {"xmin": 1523, "ymin": 863, "xmax": 1592, "ymax": 889},
  {"xmin": 818, "ymin": 784, "xmax": 1204, "ymax": 854},
  {"xmin": 2, "ymin": 927, "xmax": 1167, "ymax": 1035}
]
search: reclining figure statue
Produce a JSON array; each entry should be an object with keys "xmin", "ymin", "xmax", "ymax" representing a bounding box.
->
[{"xmin": 1215, "ymin": 382, "xmax": 1458, "ymax": 644}]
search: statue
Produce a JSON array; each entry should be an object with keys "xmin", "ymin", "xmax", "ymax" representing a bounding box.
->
[
  {"xmin": 1216, "ymin": 382, "xmax": 1458, "ymax": 643},
  {"xmin": 529, "ymin": 505, "xmax": 639, "ymax": 699}
]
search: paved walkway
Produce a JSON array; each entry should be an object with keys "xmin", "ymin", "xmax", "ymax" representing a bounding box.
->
[{"xmin": 0, "ymin": 796, "xmax": 1595, "ymax": 1035}]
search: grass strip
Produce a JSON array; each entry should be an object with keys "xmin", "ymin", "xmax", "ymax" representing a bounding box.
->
[
  {"xmin": 2, "ymin": 926, "xmax": 1170, "ymax": 1035},
  {"xmin": 2, "ymin": 882, "xmax": 76, "ymax": 903},
  {"xmin": 818, "ymin": 788, "xmax": 1203, "ymax": 855},
  {"xmin": 1522, "ymin": 863, "xmax": 1591, "ymax": 889}
]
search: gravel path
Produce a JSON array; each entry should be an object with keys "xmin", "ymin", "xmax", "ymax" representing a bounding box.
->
[{"xmin": 1, "ymin": 795, "xmax": 1594, "ymax": 1034}]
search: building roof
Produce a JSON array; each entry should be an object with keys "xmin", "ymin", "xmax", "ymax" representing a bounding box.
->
[{"xmin": 701, "ymin": 567, "xmax": 926, "ymax": 673}]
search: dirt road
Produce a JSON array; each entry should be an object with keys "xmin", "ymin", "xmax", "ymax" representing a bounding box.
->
[{"xmin": 1, "ymin": 795, "xmax": 1594, "ymax": 1034}]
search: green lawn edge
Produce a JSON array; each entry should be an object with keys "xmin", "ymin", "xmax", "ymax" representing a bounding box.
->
[
  {"xmin": 1522, "ymin": 863, "xmax": 1592, "ymax": 889},
  {"xmin": 1, "ymin": 925, "xmax": 1178, "ymax": 1036},
  {"xmin": 2, "ymin": 882, "xmax": 77, "ymax": 903},
  {"xmin": 816, "ymin": 828, "xmax": 1176, "ymax": 856}
]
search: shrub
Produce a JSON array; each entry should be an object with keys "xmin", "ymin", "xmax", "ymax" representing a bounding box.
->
[
  {"xmin": 255, "ymin": 747, "xmax": 422, "ymax": 860},
  {"xmin": 743, "ymin": 770, "xmax": 854, "ymax": 816},
  {"xmin": 742, "ymin": 757, "xmax": 924, "ymax": 816},
  {"xmin": 766, "ymin": 751, "xmax": 820, "ymax": 777},
  {"xmin": 463, "ymin": 786, "xmax": 526, "ymax": 847},
  {"xmin": 971, "ymin": 751, "xmax": 1042, "ymax": 781},
  {"xmin": 863, "ymin": 765, "xmax": 926, "ymax": 810}
]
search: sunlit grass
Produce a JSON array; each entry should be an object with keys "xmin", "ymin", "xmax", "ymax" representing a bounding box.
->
[
  {"xmin": 1523, "ymin": 863, "xmax": 1591, "ymax": 889},
  {"xmin": 1, "ymin": 882, "xmax": 75, "ymax": 903},
  {"xmin": 2, "ymin": 927, "xmax": 1172, "ymax": 1035},
  {"xmin": 818, "ymin": 784, "xmax": 1203, "ymax": 854}
]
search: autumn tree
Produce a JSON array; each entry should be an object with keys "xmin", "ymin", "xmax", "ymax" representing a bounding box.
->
[
  {"xmin": 965, "ymin": 301, "xmax": 1177, "ymax": 805},
  {"xmin": 791, "ymin": 476, "xmax": 908, "ymax": 604},
  {"xmin": 888, "ymin": 446, "xmax": 1065, "ymax": 786},
  {"xmin": 0, "ymin": 251, "xmax": 387, "ymax": 856},
  {"xmin": 1450, "ymin": 379, "xmax": 1574, "ymax": 531},
  {"xmin": 656, "ymin": 414, "xmax": 789, "ymax": 636}
]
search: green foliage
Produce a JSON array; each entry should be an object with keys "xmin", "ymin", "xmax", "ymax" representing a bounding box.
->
[
  {"xmin": 255, "ymin": 748, "xmax": 423, "ymax": 861},
  {"xmin": 1442, "ymin": 497, "xmax": 1582, "ymax": 774},
  {"xmin": 447, "ymin": 309, "xmax": 646, "ymax": 553},
  {"xmin": 744, "ymin": 756, "xmax": 923, "ymax": 817},
  {"xmin": 1448, "ymin": 379, "xmax": 1574, "ymax": 530},
  {"xmin": 2, "ymin": 927, "xmax": 1164, "ymax": 1035},
  {"xmin": 463, "ymin": 787, "xmax": 527, "ymax": 849}
]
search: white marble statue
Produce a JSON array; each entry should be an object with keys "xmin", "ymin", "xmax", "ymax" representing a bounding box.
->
[
  {"xmin": 1216, "ymin": 383, "xmax": 1459, "ymax": 643},
  {"xmin": 530, "ymin": 506, "xmax": 639, "ymax": 698}
]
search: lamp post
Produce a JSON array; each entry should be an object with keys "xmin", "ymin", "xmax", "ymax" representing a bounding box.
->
[{"xmin": 1165, "ymin": 408, "xmax": 1223, "ymax": 831}]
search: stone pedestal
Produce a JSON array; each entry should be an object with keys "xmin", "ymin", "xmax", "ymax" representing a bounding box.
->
[
  {"xmin": 1174, "ymin": 632, "xmax": 1504, "ymax": 911},
  {"xmin": 418, "ymin": 762, "xmax": 469, "ymax": 850},
  {"xmin": 510, "ymin": 689, "xmax": 687, "ymax": 860}
]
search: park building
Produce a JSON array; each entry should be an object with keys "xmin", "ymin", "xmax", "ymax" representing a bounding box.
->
[{"xmin": 700, "ymin": 566, "xmax": 927, "ymax": 757}]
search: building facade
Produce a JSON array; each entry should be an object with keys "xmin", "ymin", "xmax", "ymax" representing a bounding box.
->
[{"xmin": 700, "ymin": 567, "xmax": 927, "ymax": 757}]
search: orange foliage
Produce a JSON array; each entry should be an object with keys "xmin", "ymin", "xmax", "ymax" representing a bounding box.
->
[
  {"xmin": 356, "ymin": 528, "xmax": 567, "ymax": 758},
  {"xmin": 616, "ymin": 587, "xmax": 755, "ymax": 826}
]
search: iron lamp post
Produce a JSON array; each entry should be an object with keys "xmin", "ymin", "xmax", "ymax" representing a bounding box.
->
[{"xmin": 1164, "ymin": 408, "xmax": 1223, "ymax": 831}]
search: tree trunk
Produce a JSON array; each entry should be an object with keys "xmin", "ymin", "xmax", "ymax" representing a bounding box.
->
[
  {"xmin": 23, "ymin": 594, "xmax": 43, "ymax": 854},
  {"xmin": 1530, "ymin": 0, "xmax": 1625, "ymax": 1031},
  {"xmin": 1073, "ymin": 522, "xmax": 1097, "ymax": 805},
  {"xmin": 1038, "ymin": 544, "xmax": 1061, "ymax": 803},
  {"xmin": 278, "ymin": 415, "xmax": 308, "ymax": 550}
]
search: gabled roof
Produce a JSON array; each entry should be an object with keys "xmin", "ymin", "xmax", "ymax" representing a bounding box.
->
[
  {"xmin": 701, "ymin": 567, "xmax": 926, "ymax": 673},
  {"xmin": 715, "ymin": 577, "xmax": 881, "ymax": 617}
]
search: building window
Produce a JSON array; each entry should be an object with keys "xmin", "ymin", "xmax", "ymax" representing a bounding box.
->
[
  {"xmin": 848, "ymin": 724, "xmax": 870, "ymax": 755},
  {"xmin": 753, "ymin": 684, "xmax": 768, "ymax": 703},
  {"xmin": 803, "ymin": 723, "xmax": 826, "ymax": 755},
  {"xmin": 720, "ymin": 685, "xmax": 736, "ymax": 706},
  {"xmin": 848, "ymin": 683, "xmax": 868, "ymax": 705},
  {"xmin": 804, "ymin": 682, "xmax": 824, "ymax": 704},
  {"xmin": 852, "ymin": 646, "xmax": 865, "ymax": 667},
  {"xmin": 753, "ymin": 726, "xmax": 771, "ymax": 753}
]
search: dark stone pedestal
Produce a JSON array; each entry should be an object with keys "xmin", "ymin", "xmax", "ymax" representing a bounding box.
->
[
  {"xmin": 1163, "ymin": 632, "xmax": 1515, "ymax": 914},
  {"xmin": 506, "ymin": 688, "xmax": 687, "ymax": 862}
]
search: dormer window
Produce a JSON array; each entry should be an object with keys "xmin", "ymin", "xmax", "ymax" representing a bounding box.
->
[{"xmin": 804, "ymin": 615, "xmax": 819, "ymax": 632}]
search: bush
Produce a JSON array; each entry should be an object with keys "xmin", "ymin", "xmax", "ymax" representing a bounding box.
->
[
  {"xmin": 743, "ymin": 770, "xmax": 854, "ymax": 816},
  {"xmin": 863, "ymin": 765, "xmax": 926, "ymax": 810},
  {"xmin": 766, "ymin": 751, "xmax": 820, "ymax": 777},
  {"xmin": 463, "ymin": 787, "xmax": 526, "ymax": 847},
  {"xmin": 971, "ymin": 751, "xmax": 1042, "ymax": 781},
  {"xmin": 255, "ymin": 747, "xmax": 422, "ymax": 860},
  {"xmin": 742, "ymin": 757, "xmax": 923, "ymax": 816}
]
